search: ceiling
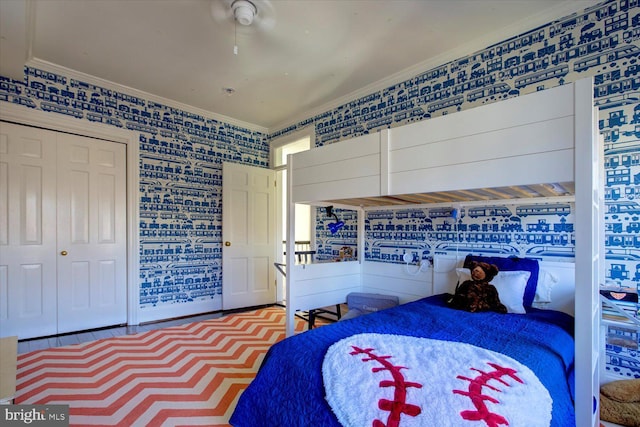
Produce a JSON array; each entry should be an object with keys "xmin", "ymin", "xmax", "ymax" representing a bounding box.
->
[{"xmin": 0, "ymin": 0, "xmax": 601, "ymax": 131}]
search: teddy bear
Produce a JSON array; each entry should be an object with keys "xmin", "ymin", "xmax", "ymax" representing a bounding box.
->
[{"xmin": 447, "ymin": 261, "xmax": 507, "ymax": 314}]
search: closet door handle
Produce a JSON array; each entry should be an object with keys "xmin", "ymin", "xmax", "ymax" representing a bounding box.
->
[
  {"xmin": 225, "ymin": 242, "xmax": 231, "ymax": 246},
  {"xmin": 60, "ymin": 250, "xmax": 68, "ymax": 256}
]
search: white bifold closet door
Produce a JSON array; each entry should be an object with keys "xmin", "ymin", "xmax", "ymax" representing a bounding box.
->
[{"xmin": 0, "ymin": 122, "xmax": 127, "ymax": 339}]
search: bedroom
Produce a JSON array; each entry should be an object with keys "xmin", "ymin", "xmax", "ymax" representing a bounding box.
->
[{"xmin": 1, "ymin": 0, "xmax": 639, "ymax": 426}]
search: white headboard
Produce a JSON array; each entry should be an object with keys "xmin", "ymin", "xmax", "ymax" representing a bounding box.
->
[{"xmin": 433, "ymin": 254, "xmax": 575, "ymax": 316}]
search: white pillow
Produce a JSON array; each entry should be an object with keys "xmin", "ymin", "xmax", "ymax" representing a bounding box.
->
[
  {"xmin": 534, "ymin": 268, "xmax": 558, "ymax": 304},
  {"xmin": 455, "ymin": 268, "xmax": 530, "ymax": 314},
  {"xmin": 455, "ymin": 267, "xmax": 471, "ymax": 282},
  {"xmin": 490, "ymin": 271, "xmax": 531, "ymax": 314}
]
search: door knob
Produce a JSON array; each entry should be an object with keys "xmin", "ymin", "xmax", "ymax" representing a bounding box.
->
[
  {"xmin": 225, "ymin": 241, "xmax": 231, "ymax": 246},
  {"xmin": 60, "ymin": 250, "xmax": 68, "ymax": 256}
]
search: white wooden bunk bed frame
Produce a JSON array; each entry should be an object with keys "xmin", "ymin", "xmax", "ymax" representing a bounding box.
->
[{"xmin": 285, "ymin": 78, "xmax": 601, "ymax": 426}]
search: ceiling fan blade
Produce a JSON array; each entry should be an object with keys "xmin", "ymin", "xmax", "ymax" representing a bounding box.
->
[
  {"xmin": 253, "ymin": 0, "xmax": 276, "ymax": 31},
  {"xmin": 210, "ymin": 0, "xmax": 235, "ymax": 23}
]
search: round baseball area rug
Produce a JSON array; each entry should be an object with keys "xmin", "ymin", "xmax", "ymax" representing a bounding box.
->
[{"xmin": 322, "ymin": 333, "xmax": 552, "ymax": 427}]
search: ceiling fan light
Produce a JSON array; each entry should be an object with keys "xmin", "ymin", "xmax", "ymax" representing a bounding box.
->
[{"xmin": 232, "ymin": 0, "xmax": 257, "ymax": 26}]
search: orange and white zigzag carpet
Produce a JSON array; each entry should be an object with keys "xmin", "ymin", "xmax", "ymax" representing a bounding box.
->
[{"xmin": 16, "ymin": 306, "xmax": 309, "ymax": 427}]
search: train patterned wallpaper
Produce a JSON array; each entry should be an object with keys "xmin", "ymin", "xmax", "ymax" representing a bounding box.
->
[{"xmin": 0, "ymin": 0, "xmax": 638, "ymax": 377}]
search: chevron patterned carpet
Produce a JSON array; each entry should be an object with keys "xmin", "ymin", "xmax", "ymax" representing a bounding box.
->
[{"xmin": 15, "ymin": 306, "xmax": 310, "ymax": 427}]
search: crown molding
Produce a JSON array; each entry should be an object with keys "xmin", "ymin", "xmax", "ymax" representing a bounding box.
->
[
  {"xmin": 25, "ymin": 57, "xmax": 269, "ymax": 134},
  {"xmin": 268, "ymin": 0, "xmax": 604, "ymax": 134}
]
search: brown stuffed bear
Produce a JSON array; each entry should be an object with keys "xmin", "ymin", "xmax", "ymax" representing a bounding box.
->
[{"xmin": 447, "ymin": 261, "xmax": 507, "ymax": 314}]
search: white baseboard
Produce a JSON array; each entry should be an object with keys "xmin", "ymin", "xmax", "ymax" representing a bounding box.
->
[{"xmin": 137, "ymin": 298, "xmax": 222, "ymax": 325}]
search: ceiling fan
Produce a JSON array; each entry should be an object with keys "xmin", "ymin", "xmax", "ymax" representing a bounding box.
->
[
  {"xmin": 210, "ymin": 0, "xmax": 276, "ymax": 54},
  {"xmin": 210, "ymin": 0, "xmax": 276, "ymax": 29}
]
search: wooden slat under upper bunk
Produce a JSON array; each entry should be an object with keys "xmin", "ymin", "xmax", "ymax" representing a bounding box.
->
[
  {"xmin": 325, "ymin": 182, "xmax": 575, "ymax": 207},
  {"xmin": 290, "ymin": 83, "xmax": 577, "ymax": 207}
]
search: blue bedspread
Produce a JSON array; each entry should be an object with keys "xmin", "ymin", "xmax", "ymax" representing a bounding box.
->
[{"xmin": 230, "ymin": 295, "xmax": 575, "ymax": 427}]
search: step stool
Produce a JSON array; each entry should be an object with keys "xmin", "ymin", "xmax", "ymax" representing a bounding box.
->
[{"xmin": 341, "ymin": 292, "xmax": 399, "ymax": 321}]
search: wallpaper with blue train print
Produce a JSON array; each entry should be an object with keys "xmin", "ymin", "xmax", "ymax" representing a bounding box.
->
[{"xmin": 0, "ymin": 0, "xmax": 639, "ymax": 378}]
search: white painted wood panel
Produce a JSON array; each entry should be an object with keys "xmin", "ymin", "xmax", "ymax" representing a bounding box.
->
[
  {"xmin": 288, "ymin": 261, "xmax": 360, "ymax": 313},
  {"xmin": 573, "ymin": 78, "xmax": 602, "ymax": 427},
  {"xmin": 71, "ymin": 261, "xmax": 90, "ymax": 309},
  {"xmin": 389, "ymin": 83, "xmax": 574, "ymax": 151},
  {"xmin": 391, "ymin": 149, "xmax": 574, "ymax": 195},
  {"xmin": 98, "ymin": 174, "xmax": 117, "ymax": 243},
  {"xmin": 57, "ymin": 133, "xmax": 127, "ymax": 334},
  {"xmin": 0, "ymin": 123, "xmax": 58, "ymax": 339},
  {"xmin": 98, "ymin": 260, "xmax": 117, "ymax": 305},
  {"xmin": 292, "ymin": 176, "xmax": 381, "ymax": 203},
  {"xmin": 70, "ymin": 170, "xmax": 90, "ymax": 243},
  {"xmin": 542, "ymin": 261, "xmax": 576, "ymax": 316},
  {"xmin": 292, "ymin": 153, "xmax": 381, "ymax": 188},
  {"xmin": 222, "ymin": 162, "xmax": 276, "ymax": 310},
  {"xmin": 389, "ymin": 116, "xmax": 574, "ymax": 173},
  {"xmin": 361, "ymin": 261, "xmax": 432, "ymax": 302},
  {"xmin": 292, "ymin": 274, "xmax": 361, "ymax": 299},
  {"xmin": 292, "ymin": 133, "xmax": 380, "ymax": 169},
  {"xmin": 291, "ymin": 133, "xmax": 381, "ymax": 203},
  {"xmin": 294, "ymin": 290, "xmax": 359, "ymax": 314}
]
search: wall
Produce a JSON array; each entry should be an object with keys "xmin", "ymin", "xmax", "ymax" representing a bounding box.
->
[
  {"xmin": 274, "ymin": 0, "xmax": 640, "ymax": 379},
  {"xmin": 0, "ymin": 68, "xmax": 269, "ymax": 318}
]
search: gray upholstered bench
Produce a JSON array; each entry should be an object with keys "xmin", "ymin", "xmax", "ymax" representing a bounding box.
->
[{"xmin": 340, "ymin": 292, "xmax": 399, "ymax": 321}]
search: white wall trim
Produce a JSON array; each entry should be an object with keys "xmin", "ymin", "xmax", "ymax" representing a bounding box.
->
[
  {"xmin": 0, "ymin": 101, "xmax": 141, "ymax": 326},
  {"xmin": 137, "ymin": 299, "xmax": 222, "ymax": 325},
  {"xmin": 269, "ymin": 125, "xmax": 316, "ymax": 165},
  {"xmin": 270, "ymin": 126, "xmax": 316, "ymax": 303}
]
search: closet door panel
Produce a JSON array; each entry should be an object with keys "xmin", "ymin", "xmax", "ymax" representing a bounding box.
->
[
  {"xmin": 56, "ymin": 134, "xmax": 127, "ymax": 334},
  {"xmin": 69, "ymin": 169, "xmax": 90, "ymax": 243},
  {"xmin": 0, "ymin": 122, "xmax": 57, "ymax": 339}
]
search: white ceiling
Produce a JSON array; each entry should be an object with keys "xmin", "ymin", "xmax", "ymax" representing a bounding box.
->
[{"xmin": 1, "ymin": 0, "xmax": 602, "ymax": 131}]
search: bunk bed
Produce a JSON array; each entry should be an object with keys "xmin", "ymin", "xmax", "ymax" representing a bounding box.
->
[{"xmin": 230, "ymin": 78, "xmax": 602, "ymax": 427}]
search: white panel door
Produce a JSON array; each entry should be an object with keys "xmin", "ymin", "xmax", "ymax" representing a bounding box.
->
[
  {"xmin": 56, "ymin": 134, "xmax": 127, "ymax": 334},
  {"xmin": 0, "ymin": 123, "xmax": 58, "ymax": 339},
  {"xmin": 222, "ymin": 162, "xmax": 276, "ymax": 310}
]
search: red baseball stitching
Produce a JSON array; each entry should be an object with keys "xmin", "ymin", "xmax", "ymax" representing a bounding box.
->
[
  {"xmin": 350, "ymin": 346, "xmax": 423, "ymax": 427},
  {"xmin": 453, "ymin": 362, "xmax": 523, "ymax": 427}
]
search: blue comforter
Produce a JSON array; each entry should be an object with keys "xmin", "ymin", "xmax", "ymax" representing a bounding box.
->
[{"xmin": 230, "ymin": 295, "xmax": 575, "ymax": 427}]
